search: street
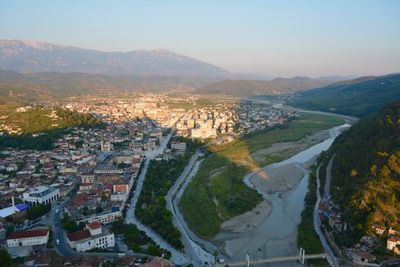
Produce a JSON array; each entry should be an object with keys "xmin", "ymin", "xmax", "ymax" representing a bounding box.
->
[
  {"xmin": 124, "ymin": 131, "xmax": 190, "ymax": 265},
  {"xmin": 314, "ymin": 163, "xmax": 339, "ymax": 267},
  {"xmin": 166, "ymin": 150, "xmax": 216, "ymax": 266}
]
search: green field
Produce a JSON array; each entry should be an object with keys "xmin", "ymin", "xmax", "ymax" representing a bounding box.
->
[
  {"xmin": 180, "ymin": 113, "xmax": 344, "ymax": 239},
  {"xmin": 209, "ymin": 113, "xmax": 344, "ymax": 169}
]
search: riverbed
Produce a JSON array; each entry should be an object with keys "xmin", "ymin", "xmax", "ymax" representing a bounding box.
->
[{"xmin": 212, "ymin": 123, "xmax": 351, "ymax": 265}]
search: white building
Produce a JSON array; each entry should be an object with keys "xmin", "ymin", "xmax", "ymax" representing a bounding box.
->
[
  {"xmin": 77, "ymin": 210, "xmax": 122, "ymax": 225},
  {"xmin": 23, "ymin": 186, "xmax": 60, "ymax": 206},
  {"xmin": 387, "ymin": 236, "xmax": 400, "ymax": 251},
  {"xmin": 7, "ymin": 229, "xmax": 49, "ymax": 247},
  {"xmin": 101, "ymin": 140, "xmax": 113, "ymax": 152},
  {"xmin": 67, "ymin": 222, "xmax": 115, "ymax": 252}
]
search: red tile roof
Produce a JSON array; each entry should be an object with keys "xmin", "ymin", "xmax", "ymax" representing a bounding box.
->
[
  {"xmin": 87, "ymin": 221, "xmax": 101, "ymax": 230},
  {"xmin": 67, "ymin": 229, "xmax": 91, "ymax": 241},
  {"xmin": 132, "ymin": 158, "xmax": 141, "ymax": 164},
  {"xmin": 8, "ymin": 229, "xmax": 49, "ymax": 239}
]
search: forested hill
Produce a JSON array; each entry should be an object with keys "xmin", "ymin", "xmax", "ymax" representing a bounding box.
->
[
  {"xmin": 194, "ymin": 77, "xmax": 331, "ymax": 97},
  {"xmin": 289, "ymin": 73, "xmax": 400, "ymax": 118},
  {"xmin": 0, "ymin": 69, "xmax": 211, "ymax": 101},
  {"xmin": 0, "ymin": 105, "xmax": 102, "ymax": 150},
  {"xmin": 326, "ymin": 100, "xmax": 400, "ymax": 242}
]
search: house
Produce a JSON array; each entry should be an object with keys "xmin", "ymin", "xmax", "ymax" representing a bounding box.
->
[
  {"xmin": 329, "ymin": 213, "xmax": 343, "ymax": 232},
  {"xmin": 67, "ymin": 221, "xmax": 115, "ymax": 252},
  {"xmin": 389, "ymin": 227, "xmax": 400, "ymax": 236},
  {"xmin": 171, "ymin": 141, "xmax": 186, "ymax": 153},
  {"xmin": 350, "ymin": 249, "xmax": 376, "ymax": 264},
  {"xmin": 387, "ymin": 236, "xmax": 400, "ymax": 251},
  {"xmin": 360, "ymin": 236, "xmax": 376, "ymax": 249},
  {"xmin": 7, "ymin": 229, "xmax": 49, "ymax": 247},
  {"xmin": 372, "ymin": 224, "xmax": 386, "ymax": 235}
]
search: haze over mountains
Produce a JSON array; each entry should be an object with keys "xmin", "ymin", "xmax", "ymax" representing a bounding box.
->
[
  {"xmin": 0, "ymin": 40, "xmax": 229, "ymax": 77},
  {"xmin": 0, "ymin": 39, "xmax": 398, "ymax": 104}
]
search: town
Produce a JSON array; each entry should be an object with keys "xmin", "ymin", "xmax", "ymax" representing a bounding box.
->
[{"xmin": 0, "ymin": 93, "xmax": 296, "ymax": 266}]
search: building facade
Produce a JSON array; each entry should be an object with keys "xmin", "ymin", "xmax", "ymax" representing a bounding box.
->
[
  {"xmin": 67, "ymin": 222, "xmax": 115, "ymax": 252},
  {"xmin": 23, "ymin": 186, "xmax": 60, "ymax": 206},
  {"xmin": 7, "ymin": 229, "xmax": 49, "ymax": 247}
]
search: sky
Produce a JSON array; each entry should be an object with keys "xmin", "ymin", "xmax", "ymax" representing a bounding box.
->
[{"xmin": 1, "ymin": 0, "xmax": 400, "ymax": 77}]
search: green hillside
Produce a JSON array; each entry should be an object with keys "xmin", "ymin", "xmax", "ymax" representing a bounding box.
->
[
  {"xmin": 289, "ymin": 74, "xmax": 400, "ymax": 118},
  {"xmin": 0, "ymin": 70, "xmax": 211, "ymax": 101},
  {"xmin": 0, "ymin": 104, "xmax": 101, "ymax": 150},
  {"xmin": 195, "ymin": 77, "xmax": 331, "ymax": 97},
  {"xmin": 324, "ymin": 100, "xmax": 400, "ymax": 243}
]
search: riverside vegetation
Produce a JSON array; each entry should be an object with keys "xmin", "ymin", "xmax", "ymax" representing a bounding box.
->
[
  {"xmin": 181, "ymin": 113, "xmax": 344, "ymax": 238},
  {"xmin": 135, "ymin": 138, "xmax": 199, "ymax": 250}
]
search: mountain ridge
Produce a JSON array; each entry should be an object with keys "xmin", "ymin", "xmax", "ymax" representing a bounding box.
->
[
  {"xmin": 289, "ymin": 73, "xmax": 400, "ymax": 117},
  {"xmin": 195, "ymin": 77, "xmax": 332, "ymax": 96},
  {"xmin": 0, "ymin": 39, "xmax": 230, "ymax": 77}
]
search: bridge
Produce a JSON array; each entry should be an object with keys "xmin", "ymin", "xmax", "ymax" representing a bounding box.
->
[{"xmin": 215, "ymin": 249, "xmax": 327, "ymax": 267}]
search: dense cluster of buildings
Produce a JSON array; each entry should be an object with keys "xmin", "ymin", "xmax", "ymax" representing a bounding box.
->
[
  {"xmin": 63, "ymin": 94, "xmax": 297, "ymax": 144},
  {"xmin": 0, "ymin": 102, "xmax": 170, "ymax": 261},
  {"xmin": 0, "ymin": 93, "xmax": 307, "ymax": 264}
]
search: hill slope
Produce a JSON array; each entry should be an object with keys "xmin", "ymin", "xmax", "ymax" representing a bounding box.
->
[
  {"xmin": 0, "ymin": 70, "xmax": 211, "ymax": 100},
  {"xmin": 325, "ymin": 100, "xmax": 400, "ymax": 243},
  {"xmin": 289, "ymin": 74, "xmax": 400, "ymax": 117},
  {"xmin": 195, "ymin": 77, "xmax": 331, "ymax": 97},
  {"xmin": 0, "ymin": 39, "xmax": 229, "ymax": 77}
]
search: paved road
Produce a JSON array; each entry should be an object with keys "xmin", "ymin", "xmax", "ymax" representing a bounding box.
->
[
  {"xmin": 166, "ymin": 150, "xmax": 215, "ymax": 266},
  {"xmin": 314, "ymin": 164, "xmax": 339, "ymax": 267},
  {"xmin": 324, "ymin": 156, "xmax": 335, "ymax": 198},
  {"xmin": 125, "ymin": 132, "xmax": 189, "ymax": 265}
]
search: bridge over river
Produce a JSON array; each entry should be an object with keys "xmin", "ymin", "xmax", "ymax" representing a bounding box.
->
[{"xmin": 215, "ymin": 252, "xmax": 327, "ymax": 267}]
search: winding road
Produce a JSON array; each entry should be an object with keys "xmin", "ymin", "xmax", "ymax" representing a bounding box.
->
[
  {"xmin": 314, "ymin": 163, "xmax": 339, "ymax": 267},
  {"xmin": 166, "ymin": 150, "xmax": 216, "ymax": 266},
  {"xmin": 124, "ymin": 131, "xmax": 190, "ymax": 265}
]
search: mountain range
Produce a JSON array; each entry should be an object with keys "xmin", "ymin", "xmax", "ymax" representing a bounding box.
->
[
  {"xmin": 0, "ymin": 40, "xmax": 229, "ymax": 78},
  {"xmin": 289, "ymin": 73, "xmax": 400, "ymax": 117}
]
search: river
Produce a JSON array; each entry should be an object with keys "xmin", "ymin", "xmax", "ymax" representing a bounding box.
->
[{"xmin": 212, "ymin": 123, "xmax": 351, "ymax": 265}]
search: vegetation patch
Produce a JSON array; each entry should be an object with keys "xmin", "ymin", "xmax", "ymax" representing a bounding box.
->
[
  {"xmin": 181, "ymin": 113, "xmax": 344, "ymax": 239},
  {"xmin": 322, "ymin": 100, "xmax": 400, "ymax": 245},
  {"xmin": 111, "ymin": 220, "xmax": 172, "ymax": 258},
  {"xmin": 297, "ymin": 165, "xmax": 328, "ymax": 266}
]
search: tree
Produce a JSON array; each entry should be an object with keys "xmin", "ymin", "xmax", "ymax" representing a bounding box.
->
[{"xmin": 0, "ymin": 248, "xmax": 13, "ymax": 267}]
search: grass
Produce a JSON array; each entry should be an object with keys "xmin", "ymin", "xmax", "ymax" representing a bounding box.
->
[
  {"xmin": 181, "ymin": 113, "xmax": 344, "ymax": 239},
  {"xmin": 297, "ymin": 166, "xmax": 328, "ymax": 266},
  {"xmin": 180, "ymin": 154, "xmax": 262, "ymax": 238},
  {"xmin": 209, "ymin": 113, "xmax": 344, "ymax": 169}
]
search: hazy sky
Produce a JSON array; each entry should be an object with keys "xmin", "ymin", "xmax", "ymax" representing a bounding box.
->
[{"xmin": 1, "ymin": 0, "xmax": 399, "ymax": 77}]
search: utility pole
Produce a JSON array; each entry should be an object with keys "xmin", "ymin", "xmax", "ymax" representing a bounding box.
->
[{"xmin": 246, "ymin": 252, "xmax": 250, "ymax": 267}]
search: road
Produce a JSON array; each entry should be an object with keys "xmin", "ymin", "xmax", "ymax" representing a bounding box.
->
[
  {"xmin": 314, "ymin": 164, "xmax": 339, "ymax": 267},
  {"xmin": 125, "ymin": 131, "xmax": 190, "ymax": 265},
  {"xmin": 324, "ymin": 156, "xmax": 335, "ymax": 198},
  {"xmin": 52, "ymin": 199, "xmax": 77, "ymax": 257},
  {"xmin": 166, "ymin": 150, "xmax": 216, "ymax": 266}
]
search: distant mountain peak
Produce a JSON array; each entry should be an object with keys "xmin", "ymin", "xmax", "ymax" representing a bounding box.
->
[{"xmin": 0, "ymin": 39, "xmax": 230, "ymax": 77}]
